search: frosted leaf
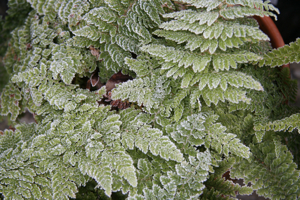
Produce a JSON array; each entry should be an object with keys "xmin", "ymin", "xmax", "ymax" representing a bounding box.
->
[
  {"xmin": 81, "ymin": 121, "xmax": 92, "ymax": 133},
  {"xmin": 219, "ymin": 77, "xmax": 228, "ymax": 91},
  {"xmin": 209, "ymin": 40, "xmax": 218, "ymax": 54},
  {"xmin": 208, "ymin": 74, "xmax": 220, "ymax": 89},
  {"xmin": 84, "ymin": 7, "xmax": 118, "ymax": 23},
  {"xmin": 93, "ymin": 163, "xmax": 113, "ymax": 196},
  {"xmin": 218, "ymin": 39, "xmax": 227, "ymax": 51},
  {"xmin": 121, "ymin": 165, "xmax": 137, "ymax": 187},
  {"xmin": 140, "ymin": 1, "xmax": 161, "ymax": 25},
  {"xmin": 60, "ymin": 69, "xmax": 76, "ymax": 85},
  {"xmin": 31, "ymin": 184, "xmax": 42, "ymax": 199},
  {"xmin": 166, "ymin": 65, "xmax": 180, "ymax": 77},
  {"xmin": 73, "ymin": 94, "xmax": 87, "ymax": 103},
  {"xmin": 121, "ymin": 131, "xmax": 135, "ymax": 150},
  {"xmin": 186, "ymin": 37, "xmax": 204, "ymax": 51},
  {"xmin": 135, "ymin": 135, "xmax": 149, "ymax": 154},
  {"xmin": 31, "ymin": 135, "xmax": 47, "ymax": 148},
  {"xmin": 160, "ymin": 20, "xmax": 207, "ymax": 35},
  {"xmin": 85, "ymin": 141, "xmax": 104, "ymax": 160},
  {"xmin": 64, "ymin": 101, "xmax": 77, "ymax": 112},
  {"xmin": 62, "ymin": 187, "xmax": 76, "ymax": 198},
  {"xmin": 181, "ymin": 71, "xmax": 194, "ymax": 88},
  {"xmin": 51, "ymin": 144, "xmax": 66, "ymax": 155},
  {"xmin": 78, "ymin": 103, "xmax": 93, "ymax": 112},
  {"xmin": 198, "ymin": 75, "xmax": 209, "ymax": 90},
  {"xmin": 91, "ymin": 132, "xmax": 102, "ymax": 140},
  {"xmin": 196, "ymin": 151, "xmax": 211, "ymax": 171},
  {"xmin": 73, "ymin": 25, "xmax": 102, "ymax": 41},
  {"xmin": 105, "ymin": 114, "xmax": 121, "ymax": 123},
  {"xmin": 192, "ymin": 55, "xmax": 211, "ymax": 72},
  {"xmin": 154, "ymin": 30, "xmax": 191, "ymax": 44},
  {"xmin": 137, "ymin": 159, "xmax": 153, "ymax": 175},
  {"xmin": 30, "ymin": 88, "xmax": 43, "ymax": 106},
  {"xmin": 21, "ymin": 168, "xmax": 35, "ymax": 177}
]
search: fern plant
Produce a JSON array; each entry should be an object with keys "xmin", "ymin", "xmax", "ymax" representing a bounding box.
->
[{"xmin": 1, "ymin": 0, "xmax": 300, "ymax": 199}]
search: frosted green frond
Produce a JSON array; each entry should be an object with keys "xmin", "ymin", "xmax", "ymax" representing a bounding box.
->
[
  {"xmin": 154, "ymin": 29, "xmax": 266, "ymax": 54},
  {"xmin": 254, "ymin": 113, "xmax": 300, "ymax": 133},
  {"xmin": 137, "ymin": 150, "xmax": 210, "ymax": 199},
  {"xmin": 175, "ymin": 0, "xmax": 222, "ymax": 11},
  {"xmin": 139, "ymin": 0, "xmax": 162, "ymax": 25},
  {"xmin": 120, "ymin": 109, "xmax": 184, "ymax": 162},
  {"xmin": 102, "ymin": 43, "xmax": 131, "ymax": 70},
  {"xmin": 82, "ymin": 7, "xmax": 118, "ymax": 36},
  {"xmin": 103, "ymin": 0, "xmax": 128, "ymax": 15},
  {"xmin": 162, "ymin": 10, "xmax": 219, "ymax": 26},
  {"xmin": 66, "ymin": 36, "xmax": 101, "ymax": 48},
  {"xmin": 72, "ymin": 25, "xmax": 103, "ymax": 41},
  {"xmin": 260, "ymin": 38, "xmax": 300, "ymax": 67},
  {"xmin": 123, "ymin": 17, "xmax": 152, "ymax": 43},
  {"xmin": 125, "ymin": 56, "xmax": 159, "ymax": 77},
  {"xmin": 192, "ymin": 71, "xmax": 263, "ymax": 91},
  {"xmin": 1, "ymin": 0, "xmax": 299, "ymax": 199},
  {"xmin": 159, "ymin": 19, "xmax": 269, "ymax": 41},
  {"xmin": 99, "ymin": 51, "xmax": 123, "ymax": 72},
  {"xmin": 231, "ymin": 138, "xmax": 300, "ymax": 200},
  {"xmin": 141, "ymin": 44, "xmax": 212, "ymax": 72},
  {"xmin": 226, "ymin": 0, "xmax": 279, "ymax": 14},
  {"xmin": 0, "ymin": 82, "xmax": 22, "ymax": 120},
  {"xmin": 159, "ymin": 20, "xmax": 207, "ymax": 34},
  {"xmin": 141, "ymin": 44, "xmax": 263, "ymax": 77},
  {"xmin": 49, "ymin": 46, "xmax": 96, "ymax": 84},
  {"xmin": 202, "ymin": 176, "xmax": 252, "ymax": 199},
  {"xmin": 190, "ymin": 86, "xmax": 252, "ymax": 108},
  {"xmin": 125, "ymin": 125, "xmax": 184, "ymax": 162},
  {"xmin": 111, "ymin": 77, "xmax": 155, "ymax": 108},
  {"xmin": 57, "ymin": 0, "xmax": 90, "ymax": 25},
  {"xmin": 170, "ymin": 113, "xmax": 250, "ymax": 158},
  {"xmin": 212, "ymin": 52, "xmax": 263, "ymax": 71},
  {"xmin": 220, "ymin": 6, "xmax": 277, "ymax": 20},
  {"xmin": 113, "ymin": 34, "xmax": 140, "ymax": 53},
  {"xmin": 84, "ymin": 7, "xmax": 118, "ymax": 23}
]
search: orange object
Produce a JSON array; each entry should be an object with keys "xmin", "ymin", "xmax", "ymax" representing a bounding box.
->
[
  {"xmin": 253, "ymin": 15, "xmax": 290, "ymax": 70},
  {"xmin": 254, "ymin": 15, "xmax": 290, "ymax": 104}
]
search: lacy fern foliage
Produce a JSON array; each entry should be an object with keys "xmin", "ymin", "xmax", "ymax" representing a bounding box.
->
[{"xmin": 1, "ymin": 0, "xmax": 300, "ymax": 199}]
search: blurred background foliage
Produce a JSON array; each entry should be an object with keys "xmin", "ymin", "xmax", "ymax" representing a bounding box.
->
[{"xmin": 0, "ymin": 0, "xmax": 32, "ymax": 91}]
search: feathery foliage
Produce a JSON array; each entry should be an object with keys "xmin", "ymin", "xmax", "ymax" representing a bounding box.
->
[{"xmin": 1, "ymin": 0, "xmax": 300, "ymax": 199}]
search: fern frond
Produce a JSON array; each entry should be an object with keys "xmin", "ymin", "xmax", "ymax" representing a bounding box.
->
[
  {"xmin": 120, "ymin": 110, "xmax": 184, "ymax": 162},
  {"xmin": 203, "ymin": 176, "xmax": 252, "ymax": 199},
  {"xmin": 220, "ymin": 6, "xmax": 277, "ymax": 20},
  {"xmin": 194, "ymin": 71, "xmax": 263, "ymax": 91},
  {"xmin": 169, "ymin": 113, "xmax": 250, "ymax": 159},
  {"xmin": 254, "ymin": 113, "xmax": 300, "ymax": 133},
  {"xmin": 159, "ymin": 19, "xmax": 268, "ymax": 42},
  {"xmin": 175, "ymin": 0, "xmax": 222, "ymax": 11},
  {"xmin": 141, "ymin": 44, "xmax": 262, "ymax": 74},
  {"xmin": 260, "ymin": 38, "xmax": 300, "ymax": 67},
  {"xmin": 153, "ymin": 29, "xmax": 265, "ymax": 52},
  {"xmin": 0, "ymin": 82, "xmax": 22, "ymax": 120},
  {"xmin": 231, "ymin": 138, "xmax": 300, "ymax": 200},
  {"xmin": 226, "ymin": 0, "xmax": 279, "ymax": 14},
  {"xmin": 2, "ymin": 0, "xmax": 300, "ymax": 199}
]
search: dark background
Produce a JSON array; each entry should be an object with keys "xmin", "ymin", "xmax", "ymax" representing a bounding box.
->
[
  {"xmin": 275, "ymin": 0, "xmax": 300, "ymax": 44},
  {"xmin": 0, "ymin": 0, "xmax": 7, "ymax": 19}
]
